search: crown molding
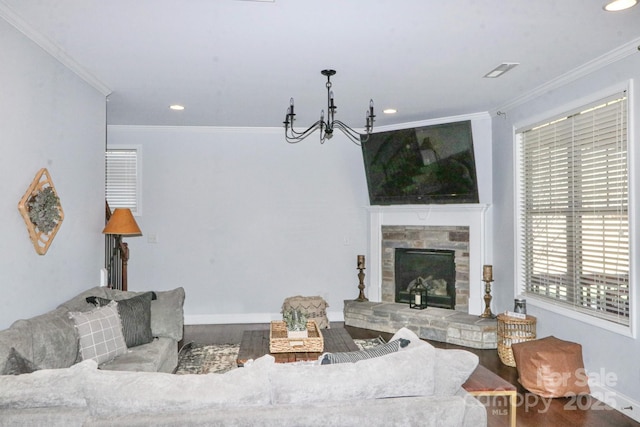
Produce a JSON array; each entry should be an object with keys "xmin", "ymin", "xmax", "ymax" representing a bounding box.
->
[
  {"xmin": 107, "ymin": 124, "xmax": 282, "ymax": 134},
  {"xmin": 493, "ymin": 37, "xmax": 640, "ymax": 114},
  {"xmin": 375, "ymin": 111, "xmax": 492, "ymax": 133},
  {"xmin": 0, "ymin": 1, "xmax": 111, "ymax": 96}
]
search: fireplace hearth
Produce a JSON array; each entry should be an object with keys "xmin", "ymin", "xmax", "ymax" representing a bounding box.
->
[
  {"xmin": 344, "ymin": 300, "xmax": 497, "ymax": 349},
  {"xmin": 394, "ymin": 248, "xmax": 456, "ymax": 309}
]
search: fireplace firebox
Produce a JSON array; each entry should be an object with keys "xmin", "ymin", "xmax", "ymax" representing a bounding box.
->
[{"xmin": 394, "ymin": 248, "xmax": 456, "ymax": 309}]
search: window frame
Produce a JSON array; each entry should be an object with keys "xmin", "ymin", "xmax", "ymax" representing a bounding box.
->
[
  {"xmin": 514, "ymin": 82, "xmax": 635, "ymax": 338},
  {"xmin": 105, "ymin": 144, "xmax": 142, "ymax": 216}
]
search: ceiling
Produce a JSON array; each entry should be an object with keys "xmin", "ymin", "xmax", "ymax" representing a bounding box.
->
[{"xmin": 3, "ymin": 0, "xmax": 640, "ymax": 129}]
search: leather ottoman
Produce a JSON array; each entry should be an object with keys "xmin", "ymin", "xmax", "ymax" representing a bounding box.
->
[{"xmin": 511, "ymin": 335, "xmax": 590, "ymax": 397}]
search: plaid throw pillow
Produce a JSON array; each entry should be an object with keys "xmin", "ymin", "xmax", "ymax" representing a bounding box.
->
[
  {"xmin": 321, "ymin": 338, "xmax": 410, "ymax": 365},
  {"xmin": 69, "ymin": 301, "xmax": 127, "ymax": 364}
]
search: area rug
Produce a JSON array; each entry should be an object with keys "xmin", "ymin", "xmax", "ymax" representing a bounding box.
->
[{"xmin": 174, "ymin": 337, "xmax": 385, "ymax": 375}]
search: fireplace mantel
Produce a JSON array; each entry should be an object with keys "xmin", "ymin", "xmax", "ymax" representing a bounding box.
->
[{"xmin": 366, "ymin": 204, "xmax": 490, "ymax": 315}]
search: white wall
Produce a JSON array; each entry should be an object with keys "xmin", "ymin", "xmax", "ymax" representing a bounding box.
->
[
  {"xmin": 0, "ymin": 18, "xmax": 106, "ymax": 329},
  {"xmin": 107, "ymin": 126, "xmax": 371, "ymax": 324},
  {"xmin": 492, "ymin": 50, "xmax": 640, "ymax": 412}
]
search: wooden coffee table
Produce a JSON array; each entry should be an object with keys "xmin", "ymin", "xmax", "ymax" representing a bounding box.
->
[{"xmin": 236, "ymin": 327, "xmax": 359, "ymax": 366}]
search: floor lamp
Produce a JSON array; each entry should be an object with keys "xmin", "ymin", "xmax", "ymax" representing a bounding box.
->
[{"xmin": 103, "ymin": 208, "xmax": 142, "ymax": 291}]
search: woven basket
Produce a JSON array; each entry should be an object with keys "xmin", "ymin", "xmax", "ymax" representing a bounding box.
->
[
  {"xmin": 497, "ymin": 314, "xmax": 537, "ymax": 367},
  {"xmin": 269, "ymin": 320, "xmax": 324, "ymax": 353}
]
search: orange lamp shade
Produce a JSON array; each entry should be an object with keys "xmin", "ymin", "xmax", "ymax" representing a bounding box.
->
[{"xmin": 102, "ymin": 208, "xmax": 142, "ymax": 236}]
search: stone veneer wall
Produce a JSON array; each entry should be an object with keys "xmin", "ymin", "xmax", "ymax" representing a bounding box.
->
[{"xmin": 382, "ymin": 225, "xmax": 470, "ymax": 312}]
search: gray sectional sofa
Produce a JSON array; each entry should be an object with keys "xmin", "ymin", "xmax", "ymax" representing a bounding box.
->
[
  {"xmin": 0, "ymin": 286, "xmax": 185, "ymax": 375},
  {"xmin": 0, "ymin": 287, "xmax": 487, "ymax": 427}
]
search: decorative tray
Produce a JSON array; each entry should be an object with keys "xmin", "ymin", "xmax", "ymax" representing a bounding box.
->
[{"xmin": 269, "ymin": 320, "xmax": 323, "ymax": 353}]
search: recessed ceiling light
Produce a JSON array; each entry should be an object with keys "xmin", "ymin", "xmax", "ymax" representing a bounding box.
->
[
  {"xmin": 483, "ymin": 63, "xmax": 519, "ymax": 78},
  {"xmin": 604, "ymin": 0, "xmax": 637, "ymax": 11},
  {"xmin": 383, "ymin": 108, "xmax": 397, "ymax": 114},
  {"xmin": 169, "ymin": 105, "xmax": 185, "ymax": 111}
]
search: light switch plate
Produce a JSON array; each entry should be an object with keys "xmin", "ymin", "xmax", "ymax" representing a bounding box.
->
[{"xmin": 100, "ymin": 268, "xmax": 108, "ymax": 286}]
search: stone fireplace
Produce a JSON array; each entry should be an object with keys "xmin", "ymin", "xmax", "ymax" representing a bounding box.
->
[
  {"xmin": 383, "ymin": 227, "xmax": 468, "ymax": 312},
  {"xmin": 366, "ymin": 204, "xmax": 489, "ymax": 315},
  {"xmin": 343, "ymin": 204, "xmax": 496, "ymax": 349}
]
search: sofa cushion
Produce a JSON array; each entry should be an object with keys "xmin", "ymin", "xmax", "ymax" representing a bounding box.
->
[
  {"xmin": 269, "ymin": 343, "xmax": 436, "ymax": 405},
  {"xmin": 0, "ymin": 327, "xmax": 34, "ymax": 374},
  {"xmin": 82, "ymin": 354, "xmax": 274, "ymax": 417},
  {"xmin": 103, "ymin": 287, "xmax": 185, "ymax": 341},
  {"xmin": 87, "ymin": 395, "xmax": 471, "ymax": 427},
  {"xmin": 99, "ymin": 337, "xmax": 177, "ymax": 373},
  {"xmin": 432, "ymin": 348, "xmax": 479, "ymax": 396},
  {"xmin": 0, "ymin": 407, "xmax": 90, "ymax": 427},
  {"xmin": 390, "ymin": 327, "xmax": 425, "ymax": 349},
  {"xmin": 148, "ymin": 288, "xmax": 184, "ymax": 340},
  {"xmin": 1, "ymin": 347, "xmax": 39, "ymax": 375},
  {"xmin": 10, "ymin": 306, "xmax": 80, "ymax": 369},
  {"xmin": 320, "ymin": 338, "xmax": 409, "ymax": 365},
  {"xmin": 57, "ymin": 286, "xmax": 111, "ymax": 313},
  {"xmin": 0, "ymin": 360, "xmax": 93, "ymax": 409},
  {"xmin": 390, "ymin": 327, "xmax": 479, "ymax": 396},
  {"xmin": 69, "ymin": 301, "xmax": 127, "ymax": 364},
  {"xmin": 91, "ymin": 292, "xmax": 155, "ymax": 348}
]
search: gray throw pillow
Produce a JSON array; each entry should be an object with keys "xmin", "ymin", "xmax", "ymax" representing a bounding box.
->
[
  {"xmin": 321, "ymin": 338, "xmax": 410, "ymax": 365},
  {"xmin": 90, "ymin": 292, "xmax": 155, "ymax": 348},
  {"xmin": 99, "ymin": 287, "xmax": 185, "ymax": 340},
  {"xmin": 2, "ymin": 348, "xmax": 39, "ymax": 375}
]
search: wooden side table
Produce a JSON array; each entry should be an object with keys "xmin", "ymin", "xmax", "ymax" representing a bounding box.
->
[
  {"xmin": 463, "ymin": 364, "xmax": 517, "ymax": 427},
  {"xmin": 497, "ymin": 313, "xmax": 537, "ymax": 367}
]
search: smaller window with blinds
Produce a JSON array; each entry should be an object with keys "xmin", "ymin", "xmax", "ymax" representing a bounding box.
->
[
  {"xmin": 516, "ymin": 90, "xmax": 629, "ymax": 328},
  {"xmin": 105, "ymin": 146, "xmax": 142, "ymax": 215}
]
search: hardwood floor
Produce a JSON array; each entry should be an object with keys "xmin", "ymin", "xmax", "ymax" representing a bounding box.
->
[{"xmin": 183, "ymin": 323, "xmax": 640, "ymax": 427}]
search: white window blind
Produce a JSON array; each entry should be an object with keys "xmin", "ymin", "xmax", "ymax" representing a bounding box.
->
[
  {"xmin": 518, "ymin": 91, "xmax": 629, "ymax": 326},
  {"xmin": 105, "ymin": 148, "xmax": 140, "ymax": 214}
]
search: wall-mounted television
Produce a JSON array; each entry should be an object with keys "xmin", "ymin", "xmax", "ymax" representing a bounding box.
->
[{"xmin": 361, "ymin": 120, "xmax": 479, "ymax": 205}]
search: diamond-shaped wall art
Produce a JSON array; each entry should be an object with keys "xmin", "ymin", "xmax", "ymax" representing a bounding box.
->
[{"xmin": 18, "ymin": 168, "xmax": 64, "ymax": 255}]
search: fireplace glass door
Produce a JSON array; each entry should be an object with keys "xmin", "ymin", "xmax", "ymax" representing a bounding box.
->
[{"xmin": 394, "ymin": 248, "xmax": 456, "ymax": 309}]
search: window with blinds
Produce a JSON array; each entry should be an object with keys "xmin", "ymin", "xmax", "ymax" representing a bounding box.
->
[
  {"xmin": 517, "ymin": 91, "xmax": 629, "ymax": 326},
  {"xmin": 105, "ymin": 147, "xmax": 141, "ymax": 215}
]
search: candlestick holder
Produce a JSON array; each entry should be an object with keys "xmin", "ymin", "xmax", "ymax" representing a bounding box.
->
[
  {"xmin": 355, "ymin": 267, "xmax": 368, "ymax": 301},
  {"xmin": 480, "ymin": 279, "xmax": 495, "ymax": 318}
]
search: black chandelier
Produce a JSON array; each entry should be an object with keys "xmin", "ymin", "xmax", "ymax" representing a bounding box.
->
[{"xmin": 283, "ymin": 69, "xmax": 375, "ymax": 145}]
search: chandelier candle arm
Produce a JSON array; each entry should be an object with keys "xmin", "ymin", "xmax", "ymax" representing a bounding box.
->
[
  {"xmin": 366, "ymin": 100, "xmax": 375, "ymax": 133},
  {"xmin": 284, "ymin": 69, "xmax": 375, "ymax": 145}
]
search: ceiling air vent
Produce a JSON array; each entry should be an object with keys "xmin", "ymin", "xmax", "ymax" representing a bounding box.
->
[{"xmin": 483, "ymin": 63, "xmax": 519, "ymax": 78}]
